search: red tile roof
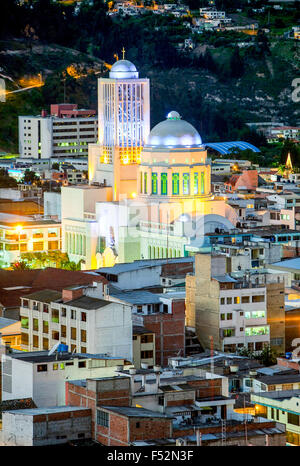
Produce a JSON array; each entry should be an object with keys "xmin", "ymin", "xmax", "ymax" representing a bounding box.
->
[{"xmin": 0, "ymin": 268, "xmax": 108, "ymax": 309}]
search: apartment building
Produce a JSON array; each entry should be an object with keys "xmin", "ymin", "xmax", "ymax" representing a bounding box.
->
[
  {"xmin": 2, "ymin": 350, "xmax": 131, "ymax": 407},
  {"xmin": 132, "ymin": 326, "xmax": 156, "ymax": 369},
  {"xmin": 185, "ymin": 253, "xmax": 286, "ymax": 355},
  {"xmin": 1, "ymin": 406, "xmax": 92, "ymax": 446},
  {"xmin": 19, "ymin": 285, "xmax": 133, "ymax": 361},
  {"xmin": 0, "ymin": 213, "xmax": 61, "ymax": 268},
  {"xmin": 251, "ymin": 389, "xmax": 300, "ymax": 446},
  {"xmin": 19, "ymin": 104, "xmax": 97, "ymax": 159}
]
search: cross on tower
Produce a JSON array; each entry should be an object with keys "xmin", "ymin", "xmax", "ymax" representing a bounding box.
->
[{"xmin": 121, "ymin": 47, "xmax": 126, "ymax": 60}]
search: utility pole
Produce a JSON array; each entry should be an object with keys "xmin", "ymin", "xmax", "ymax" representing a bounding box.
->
[{"xmin": 209, "ymin": 335, "xmax": 214, "ymax": 401}]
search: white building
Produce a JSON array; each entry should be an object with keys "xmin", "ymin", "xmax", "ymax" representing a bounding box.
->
[
  {"xmin": 0, "ymin": 213, "xmax": 61, "ymax": 268},
  {"xmin": 1, "ymin": 406, "xmax": 91, "ymax": 446},
  {"xmin": 19, "ymin": 104, "xmax": 98, "ymax": 159},
  {"xmin": 20, "ymin": 286, "xmax": 133, "ymax": 361},
  {"xmin": 2, "ymin": 350, "xmax": 131, "ymax": 407}
]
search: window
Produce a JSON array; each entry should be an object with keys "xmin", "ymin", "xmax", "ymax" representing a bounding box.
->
[
  {"xmin": 163, "ymin": 304, "xmax": 169, "ymax": 314},
  {"xmin": 252, "ymin": 295, "xmax": 265, "ymax": 303},
  {"xmin": 78, "ymin": 361, "xmax": 86, "ymax": 368},
  {"xmin": 97, "ymin": 410, "xmax": 109, "ymax": 427},
  {"xmin": 43, "ymin": 304, "xmax": 49, "ymax": 313},
  {"xmin": 287, "ymin": 413, "xmax": 300, "ymax": 426},
  {"xmin": 51, "ymin": 309, "xmax": 59, "ymax": 324},
  {"xmin": 201, "ymin": 172, "xmax": 205, "ymax": 194},
  {"xmin": 22, "ymin": 299, "xmax": 29, "ymax": 308},
  {"xmin": 141, "ymin": 335, "xmax": 153, "ymax": 344},
  {"xmin": 81, "ymin": 312, "xmax": 86, "ymax": 322},
  {"xmin": 144, "ymin": 172, "xmax": 147, "ymax": 193},
  {"xmin": 282, "ymin": 384, "xmax": 293, "ymax": 390},
  {"xmin": 61, "ymin": 325, "xmax": 66, "ymax": 338},
  {"xmin": 52, "ymin": 330, "xmax": 59, "ymax": 340},
  {"xmin": 240, "ymin": 312, "xmax": 243, "ymax": 316},
  {"xmin": 221, "ymin": 314, "xmax": 225, "ymax": 320},
  {"xmin": 71, "ymin": 309, "xmax": 76, "ymax": 320},
  {"xmin": 71, "ymin": 327, "xmax": 76, "ymax": 340},
  {"xmin": 251, "ymin": 311, "xmax": 266, "ymax": 319},
  {"xmin": 226, "ymin": 298, "xmax": 232, "ymax": 305},
  {"xmin": 60, "ymin": 363, "xmax": 65, "ymax": 370},
  {"xmin": 53, "ymin": 363, "xmax": 58, "ymax": 371},
  {"xmin": 136, "ymin": 422, "xmax": 140, "ymax": 428},
  {"xmin": 242, "ymin": 296, "xmax": 249, "ymax": 303},
  {"xmin": 33, "ymin": 241, "xmax": 43, "ymax": 251},
  {"xmin": 61, "ymin": 307, "xmax": 66, "ymax": 317},
  {"xmin": 37, "ymin": 364, "xmax": 47, "ymax": 372},
  {"xmin": 182, "ymin": 173, "xmax": 190, "ymax": 195},
  {"xmin": 33, "ymin": 318, "xmax": 39, "ymax": 331},
  {"xmin": 240, "ymin": 327, "xmax": 244, "ymax": 332},
  {"xmin": 141, "ymin": 350, "xmax": 153, "ymax": 359},
  {"xmin": 81, "ymin": 346, "xmax": 86, "ymax": 353},
  {"xmin": 43, "ymin": 338, "xmax": 48, "ymax": 350},
  {"xmin": 161, "ymin": 173, "xmax": 168, "ymax": 195},
  {"xmin": 245, "ymin": 326, "xmax": 269, "ymax": 336},
  {"xmin": 43, "ymin": 321, "xmax": 49, "ymax": 334},
  {"xmin": 194, "ymin": 172, "xmax": 199, "ymax": 194},
  {"xmin": 172, "ymin": 173, "xmax": 179, "ymax": 195},
  {"xmin": 21, "ymin": 317, "xmax": 29, "ymax": 329},
  {"xmin": 223, "ymin": 329, "xmax": 235, "ymax": 337},
  {"xmin": 81, "ymin": 329, "xmax": 86, "ymax": 343},
  {"xmin": 33, "ymin": 335, "xmax": 39, "ymax": 348},
  {"xmin": 234, "ymin": 297, "xmax": 240, "ymax": 304},
  {"xmin": 137, "ymin": 306, "xmax": 143, "ymax": 314},
  {"xmin": 152, "ymin": 173, "xmax": 158, "ymax": 194},
  {"xmin": 220, "ymin": 298, "xmax": 225, "ymax": 305},
  {"xmin": 133, "ymin": 335, "xmax": 137, "ymax": 340},
  {"xmin": 158, "ymin": 395, "xmax": 164, "ymax": 406},
  {"xmin": 226, "ymin": 313, "xmax": 233, "ymax": 320}
]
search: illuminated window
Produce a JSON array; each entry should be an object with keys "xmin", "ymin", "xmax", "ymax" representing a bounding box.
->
[
  {"xmin": 161, "ymin": 173, "xmax": 168, "ymax": 195},
  {"xmin": 182, "ymin": 173, "xmax": 190, "ymax": 195},
  {"xmin": 194, "ymin": 172, "xmax": 199, "ymax": 194},
  {"xmin": 21, "ymin": 317, "xmax": 29, "ymax": 329},
  {"xmin": 152, "ymin": 173, "xmax": 158, "ymax": 194},
  {"xmin": 172, "ymin": 173, "xmax": 179, "ymax": 195},
  {"xmin": 251, "ymin": 311, "xmax": 265, "ymax": 319},
  {"xmin": 245, "ymin": 312, "xmax": 251, "ymax": 319},
  {"xmin": 234, "ymin": 296, "xmax": 240, "ymax": 304},
  {"xmin": 140, "ymin": 172, "xmax": 143, "ymax": 193},
  {"xmin": 144, "ymin": 172, "xmax": 147, "ymax": 194},
  {"xmin": 245, "ymin": 326, "xmax": 269, "ymax": 336},
  {"xmin": 201, "ymin": 172, "xmax": 205, "ymax": 194}
]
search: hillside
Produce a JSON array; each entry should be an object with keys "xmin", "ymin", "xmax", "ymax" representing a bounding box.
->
[{"xmin": 0, "ymin": 37, "xmax": 299, "ymax": 153}]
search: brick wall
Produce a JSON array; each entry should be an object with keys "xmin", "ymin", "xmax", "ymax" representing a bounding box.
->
[
  {"xmin": 187, "ymin": 378, "xmax": 223, "ymax": 398},
  {"xmin": 97, "ymin": 413, "xmax": 128, "ymax": 446},
  {"xmin": 143, "ymin": 299, "xmax": 185, "ymax": 365}
]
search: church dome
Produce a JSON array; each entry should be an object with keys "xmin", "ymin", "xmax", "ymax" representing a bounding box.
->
[
  {"xmin": 109, "ymin": 59, "xmax": 139, "ymax": 79},
  {"xmin": 145, "ymin": 112, "xmax": 202, "ymax": 149}
]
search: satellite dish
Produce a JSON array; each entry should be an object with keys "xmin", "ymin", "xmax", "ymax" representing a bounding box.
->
[{"xmin": 48, "ymin": 341, "xmax": 60, "ymax": 356}]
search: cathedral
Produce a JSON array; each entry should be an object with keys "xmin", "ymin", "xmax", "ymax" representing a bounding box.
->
[{"xmin": 61, "ymin": 58, "xmax": 237, "ymax": 269}]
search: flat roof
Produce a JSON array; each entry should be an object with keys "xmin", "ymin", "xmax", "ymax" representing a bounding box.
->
[
  {"xmin": 99, "ymin": 406, "xmax": 174, "ymax": 419},
  {"xmin": 255, "ymin": 374, "xmax": 300, "ymax": 385},
  {"xmin": 63, "ymin": 295, "xmax": 111, "ymax": 310},
  {"xmin": 269, "ymin": 258, "xmax": 300, "ymax": 271},
  {"xmin": 0, "ymin": 317, "xmax": 18, "ymax": 329},
  {"xmin": 96, "ymin": 257, "xmax": 194, "ymax": 275},
  {"xmin": 8, "ymin": 351, "xmax": 89, "ymax": 364},
  {"xmin": 4, "ymin": 406, "xmax": 90, "ymax": 416},
  {"xmin": 22, "ymin": 289, "xmax": 62, "ymax": 303}
]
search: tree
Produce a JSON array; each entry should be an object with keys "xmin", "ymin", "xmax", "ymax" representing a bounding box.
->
[
  {"xmin": 22, "ymin": 169, "xmax": 40, "ymax": 185},
  {"xmin": 0, "ymin": 169, "xmax": 18, "ymax": 188},
  {"xmin": 11, "ymin": 260, "xmax": 31, "ymax": 270},
  {"xmin": 230, "ymin": 47, "xmax": 244, "ymax": 79},
  {"xmin": 257, "ymin": 345, "xmax": 277, "ymax": 367},
  {"xmin": 52, "ymin": 163, "xmax": 59, "ymax": 170}
]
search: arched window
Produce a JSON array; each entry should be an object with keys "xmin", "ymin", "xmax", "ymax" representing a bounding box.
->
[
  {"xmin": 152, "ymin": 173, "xmax": 158, "ymax": 194},
  {"xmin": 144, "ymin": 172, "xmax": 148, "ymax": 194},
  {"xmin": 194, "ymin": 172, "xmax": 199, "ymax": 194},
  {"xmin": 201, "ymin": 171, "xmax": 205, "ymax": 194},
  {"xmin": 183, "ymin": 173, "xmax": 190, "ymax": 195},
  {"xmin": 161, "ymin": 173, "xmax": 168, "ymax": 195},
  {"xmin": 172, "ymin": 173, "xmax": 179, "ymax": 195}
]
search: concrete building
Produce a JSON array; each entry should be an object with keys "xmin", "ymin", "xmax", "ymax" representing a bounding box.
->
[
  {"xmin": 185, "ymin": 253, "xmax": 286, "ymax": 355},
  {"xmin": 0, "ymin": 213, "xmax": 61, "ymax": 268},
  {"xmin": 132, "ymin": 326, "xmax": 156, "ymax": 369},
  {"xmin": 18, "ymin": 104, "xmax": 97, "ymax": 159},
  {"xmin": 1, "ymin": 406, "xmax": 91, "ymax": 446},
  {"xmin": 2, "ymin": 350, "xmax": 131, "ymax": 407},
  {"xmin": 251, "ymin": 389, "xmax": 300, "ymax": 446},
  {"xmin": 20, "ymin": 286, "xmax": 133, "ymax": 360}
]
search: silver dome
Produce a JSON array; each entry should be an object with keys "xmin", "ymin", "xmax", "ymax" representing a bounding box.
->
[
  {"xmin": 109, "ymin": 59, "xmax": 139, "ymax": 79},
  {"xmin": 146, "ymin": 112, "xmax": 202, "ymax": 148}
]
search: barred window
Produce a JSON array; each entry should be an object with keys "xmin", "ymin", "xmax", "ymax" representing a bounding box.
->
[{"xmin": 97, "ymin": 410, "xmax": 109, "ymax": 427}]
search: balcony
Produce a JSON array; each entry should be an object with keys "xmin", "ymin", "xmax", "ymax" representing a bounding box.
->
[{"xmin": 139, "ymin": 221, "xmax": 175, "ymax": 235}]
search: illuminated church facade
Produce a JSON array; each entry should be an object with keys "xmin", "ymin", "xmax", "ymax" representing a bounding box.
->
[{"xmin": 61, "ymin": 59, "xmax": 237, "ymax": 269}]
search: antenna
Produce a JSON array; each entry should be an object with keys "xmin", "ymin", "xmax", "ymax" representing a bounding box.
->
[{"xmin": 48, "ymin": 342, "xmax": 60, "ymax": 356}]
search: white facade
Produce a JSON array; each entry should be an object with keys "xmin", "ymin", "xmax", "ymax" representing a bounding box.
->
[
  {"xmin": 19, "ymin": 115, "xmax": 98, "ymax": 159},
  {"xmin": 1, "ymin": 406, "xmax": 91, "ymax": 446},
  {"xmin": 0, "ymin": 214, "xmax": 61, "ymax": 267},
  {"xmin": 2, "ymin": 352, "xmax": 131, "ymax": 407},
  {"xmin": 20, "ymin": 293, "xmax": 133, "ymax": 361}
]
